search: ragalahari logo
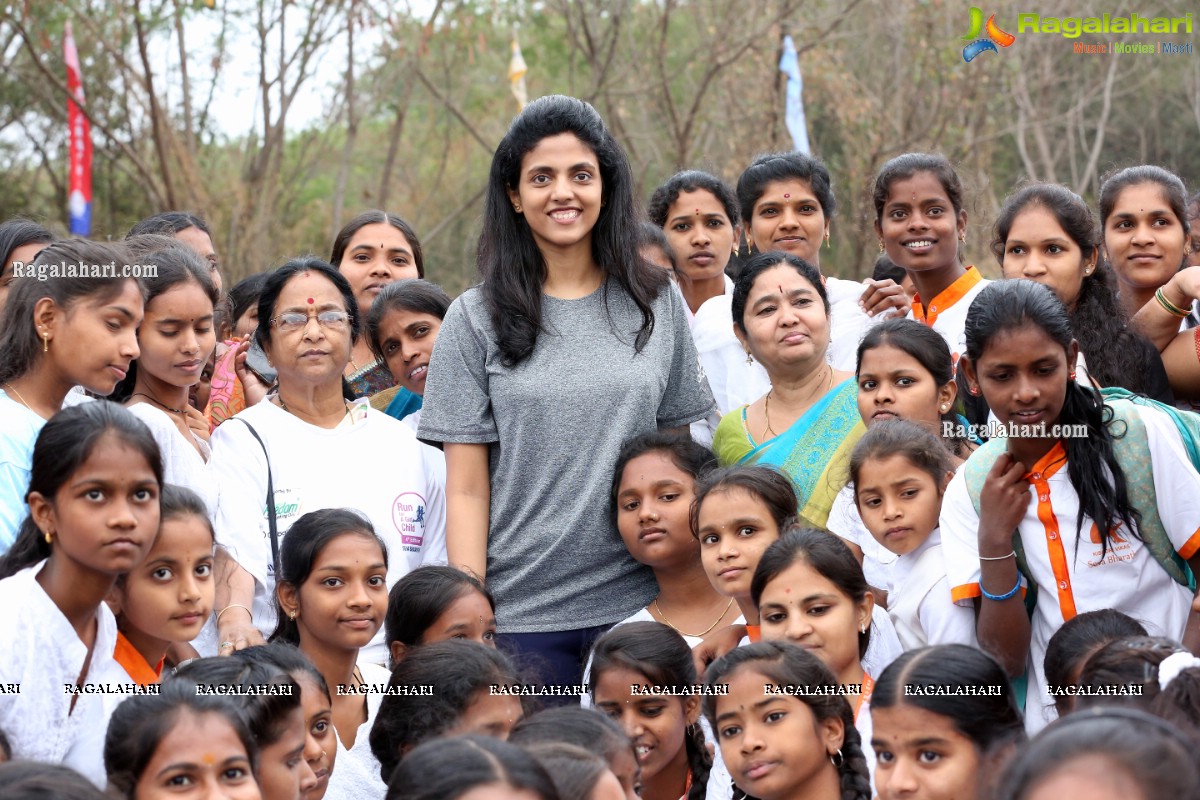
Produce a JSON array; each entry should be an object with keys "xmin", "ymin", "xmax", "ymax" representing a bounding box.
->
[{"xmin": 962, "ymin": 7, "xmax": 1016, "ymax": 62}]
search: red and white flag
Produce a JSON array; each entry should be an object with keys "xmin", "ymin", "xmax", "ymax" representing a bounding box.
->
[{"xmin": 64, "ymin": 21, "xmax": 92, "ymax": 236}]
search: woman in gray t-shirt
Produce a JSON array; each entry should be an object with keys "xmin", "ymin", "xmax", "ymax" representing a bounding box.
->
[{"xmin": 419, "ymin": 95, "xmax": 715, "ymax": 689}]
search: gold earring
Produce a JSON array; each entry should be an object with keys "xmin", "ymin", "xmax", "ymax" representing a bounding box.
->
[
  {"xmin": 959, "ymin": 232, "xmax": 967, "ymax": 244},
  {"xmin": 824, "ymin": 232, "xmax": 831, "ymax": 249},
  {"xmin": 513, "ymin": 204, "xmax": 522, "ymax": 213},
  {"xmin": 289, "ymin": 610, "xmax": 297, "ymax": 620},
  {"xmin": 745, "ymin": 351, "xmax": 753, "ymax": 365},
  {"xmin": 878, "ymin": 240, "xmax": 885, "ymax": 254},
  {"xmin": 41, "ymin": 331, "xmax": 49, "ymax": 352}
]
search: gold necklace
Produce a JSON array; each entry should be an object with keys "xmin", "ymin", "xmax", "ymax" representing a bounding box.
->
[
  {"xmin": 653, "ymin": 596, "xmax": 735, "ymax": 638},
  {"xmin": 763, "ymin": 365, "xmax": 834, "ymax": 441},
  {"xmin": 3, "ymin": 382, "xmax": 34, "ymax": 412}
]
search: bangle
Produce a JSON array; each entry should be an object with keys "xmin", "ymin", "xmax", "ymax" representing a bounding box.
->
[
  {"xmin": 981, "ymin": 575, "xmax": 1022, "ymax": 602},
  {"xmin": 1155, "ymin": 287, "xmax": 1191, "ymax": 318},
  {"xmin": 216, "ymin": 604, "xmax": 253, "ymax": 625},
  {"xmin": 979, "ymin": 550, "xmax": 1017, "ymax": 561}
]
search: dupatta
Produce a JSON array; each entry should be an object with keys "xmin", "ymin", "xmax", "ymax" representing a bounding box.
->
[{"xmin": 735, "ymin": 378, "xmax": 864, "ymax": 530}]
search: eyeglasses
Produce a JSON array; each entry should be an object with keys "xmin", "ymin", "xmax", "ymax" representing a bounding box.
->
[{"xmin": 269, "ymin": 310, "xmax": 352, "ymax": 333}]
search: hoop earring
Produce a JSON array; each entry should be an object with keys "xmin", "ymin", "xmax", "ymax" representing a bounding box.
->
[{"xmin": 830, "ymin": 749, "xmax": 844, "ymax": 767}]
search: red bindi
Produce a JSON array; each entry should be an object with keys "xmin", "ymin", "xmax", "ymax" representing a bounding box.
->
[
  {"xmin": 306, "ymin": 297, "xmax": 314, "ymax": 304},
  {"xmin": 783, "ymin": 193, "xmax": 790, "ymax": 199}
]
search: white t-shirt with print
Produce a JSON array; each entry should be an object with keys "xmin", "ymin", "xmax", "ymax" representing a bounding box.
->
[{"xmin": 210, "ymin": 398, "xmax": 447, "ymax": 666}]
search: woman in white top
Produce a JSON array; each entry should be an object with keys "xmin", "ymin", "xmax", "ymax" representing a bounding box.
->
[
  {"xmin": 0, "ymin": 401, "xmax": 162, "ymax": 786},
  {"xmin": 210, "ymin": 258, "xmax": 446, "ymax": 666},
  {"xmin": 118, "ymin": 241, "xmax": 220, "ymax": 513},
  {"xmin": 945, "ymin": 280, "xmax": 1200, "ymax": 733},
  {"xmin": 271, "ymin": 509, "xmax": 390, "ymax": 800},
  {"xmin": 0, "ymin": 240, "xmax": 144, "ymax": 552},
  {"xmin": 693, "ymin": 152, "xmax": 908, "ymax": 416}
]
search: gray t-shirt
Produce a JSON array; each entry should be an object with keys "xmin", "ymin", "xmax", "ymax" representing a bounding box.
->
[{"xmin": 419, "ymin": 280, "xmax": 715, "ymax": 632}]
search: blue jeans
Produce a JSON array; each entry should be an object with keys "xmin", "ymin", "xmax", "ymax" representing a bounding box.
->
[{"xmin": 498, "ymin": 624, "xmax": 612, "ymax": 704}]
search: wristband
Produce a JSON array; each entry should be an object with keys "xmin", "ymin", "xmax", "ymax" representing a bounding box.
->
[
  {"xmin": 1155, "ymin": 287, "xmax": 1191, "ymax": 318},
  {"xmin": 980, "ymin": 574, "xmax": 1022, "ymax": 601},
  {"xmin": 217, "ymin": 604, "xmax": 253, "ymax": 625}
]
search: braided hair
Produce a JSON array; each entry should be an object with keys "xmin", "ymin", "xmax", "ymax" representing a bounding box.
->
[{"xmin": 703, "ymin": 641, "xmax": 871, "ymax": 800}]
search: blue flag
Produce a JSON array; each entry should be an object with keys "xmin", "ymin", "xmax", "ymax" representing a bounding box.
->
[{"xmin": 779, "ymin": 35, "xmax": 810, "ymax": 155}]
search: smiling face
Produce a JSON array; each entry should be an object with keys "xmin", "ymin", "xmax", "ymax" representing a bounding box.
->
[
  {"xmin": 735, "ymin": 264, "xmax": 830, "ymax": 375},
  {"xmin": 294, "ymin": 672, "xmax": 335, "ymax": 800},
  {"xmin": 375, "ymin": 307, "xmax": 441, "ymax": 396},
  {"xmin": 115, "ymin": 513, "xmax": 214, "ymax": 653},
  {"xmin": 877, "ymin": 172, "xmax": 966, "ymax": 276},
  {"xmin": 758, "ymin": 560, "xmax": 872, "ymax": 680},
  {"xmin": 594, "ymin": 665, "xmax": 698, "ymax": 784},
  {"xmin": 1104, "ymin": 183, "xmax": 1189, "ymax": 293},
  {"xmin": 616, "ymin": 451, "xmax": 700, "ymax": 570},
  {"xmin": 134, "ymin": 710, "xmax": 260, "ymax": 800},
  {"xmin": 336, "ymin": 223, "xmax": 420, "ymax": 312},
  {"xmin": 30, "ymin": 433, "xmax": 160, "ymax": 579},
  {"xmin": 507, "ymin": 132, "xmax": 603, "ymax": 257},
  {"xmin": 284, "ymin": 532, "xmax": 388, "ymax": 653},
  {"xmin": 663, "ymin": 188, "xmax": 736, "ymax": 284},
  {"xmin": 856, "ymin": 344, "xmax": 954, "ymax": 429},
  {"xmin": 961, "ymin": 325, "xmax": 1075, "ymax": 436},
  {"xmin": 714, "ymin": 666, "xmax": 843, "ymax": 800},
  {"xmin": 136, "ymin": 281, "xmax": 217, "ymax": 390},
  {"xmin": 749, "ymin": 179, "xmax": 829, "ymax": 264},
  {"xmin": 265, "ymin": 272, "xmax": 354, "ymax": 388},
  {"xmin": 42, "ymin": 280, "xmax": 144, "ymax": 395},
  {"xmin": 1002, "ymin": 206, "xmax": 1095, "ymax": 311},
  {"xmin": 872, "ymin": 703, "xmax": 982, "ymax": 800},
  {"xmin": 698, "ymin": 489, "xmax": 783, "ymax": 602},
  {"xmin": 854, "ymin": 455, "xmax": 946, "ymax": 558},
  {"xmin": 257, "ymin": 706, "xmax": 316, "ymax": 800}
]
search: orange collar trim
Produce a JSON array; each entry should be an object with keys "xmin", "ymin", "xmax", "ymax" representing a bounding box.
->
[
  {"xmin": 1024, "ymin": 441, "xmax": 1068, "ymax": 482},
  {"xmin": 911, "ymin": 266, "xmax": 982, "ymax": 326},
  {"xmin": 114, "ymin": 631, "xmax": 163, "ymax": 686}
]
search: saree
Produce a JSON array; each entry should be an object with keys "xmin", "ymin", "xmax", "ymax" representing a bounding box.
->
[
  {"xmin": 205, "ymin": 342, "xmax": 246, "ymax": 430},
  {"xmin": 713, "ymin": 378, "xmax": 865, "ymax": 530}
]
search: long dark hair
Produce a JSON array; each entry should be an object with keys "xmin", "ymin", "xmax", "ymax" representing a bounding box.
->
[
  {"xmin": 873, "ymin": 645, "xmax": 1025, "ymax": 755},
  {"xmin": 1043, "ymin": 609, "xmax": 1148, "ymax": 717},
  {"xmin": 330, "ymin": 210, "xmax": 425, "ymax": 277},
  {"xmin": 703, "ymin": 641, "xmax": 871, "ymax": 800},
  {"xmin": 0, "ymin": 762, "xmax": 110, "ymax": 800},
  {"xmin": 478, "ymin": 95, "xmax": 666, "ymax": 366},
  {"xmin": 0, "ymin": 401, "xmax": 163, "ymax": 579},
  {"xmin": 751, "ymin": 528, "xmax": 873, "ymax": 660},
  {"xmin": 104, "ymin": 676, "xmax": 259, "ymax": 799},
  {"xmin": 0, "ymin": 218, "xmax": 53, "ymax": 272},
  {"xmin": 964, "ymin": 279, "xmax": 1140, "ymax": 559},
  {"xmin": 0, "ymin": 239, "xmax": 146, "ymax": 385},
  {"xmin": 992, "ymin": 182, "xmax": 1162, "ymax": 395},
  {"xmin": 270, "ymin": 508, "xmax": 388, "ymax": 644},
  {"xmin": 588, "ymin": 621, "xmax": 711, "ymax": 800}
]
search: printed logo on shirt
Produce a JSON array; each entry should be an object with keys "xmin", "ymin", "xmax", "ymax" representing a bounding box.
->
[
  {"xmin": 392, "ymin": 491, "xmax": 427, "ymax": 551},
  {"xmin": 264, "ymin": 488, "xmax": 303, "ymax": 527},
  {"xmin": 1087, "ymin": 522, "xmax": 1135, "ymax": 567}
]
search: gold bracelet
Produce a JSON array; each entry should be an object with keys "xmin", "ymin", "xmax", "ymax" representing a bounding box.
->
[
  {"xmin": 216, "ymin": 604, "xmax": 253, "ymax": 624},
  {"xmin": 1155, "ymin": 287, "xmax": 1191, "ymax": 318}
]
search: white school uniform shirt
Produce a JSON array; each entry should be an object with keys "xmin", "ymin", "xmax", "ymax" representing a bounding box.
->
[
  {"xmin": 905, "ymin": 267, "xmax": 989, "ymax": 363},
  {"xmin": 126, "ymin": 404, "xmax": 218, "ymax": 514},
  {"xmin": 209, "ymin": 398, "xmax": 447, "ymax": 666},
  {"xmin": 887, "ymin": 528, "xmax": 977, "ymax": 650},
  {"xmin": 827, "ymin": 485, "xmax": 898, "ymax": 594},
  {"xmin": 691, "ymin": 277, "xmax": 879, "ymax": 417},
  {"xmin": 0, "ymin": 561, "xmax": 129, "ymax": 787},
  {"xmin": 324, "ymin": 661, "xmax": 390, "ymax": 799},
  {"xmin": 941, "ymin": 405, "xmax": 1200, "ymax": 733}
]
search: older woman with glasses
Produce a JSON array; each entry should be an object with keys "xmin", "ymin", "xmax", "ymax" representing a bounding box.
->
[{"xmin": 207, "ymin": 257, "xmax": 447, "ymax": 666}]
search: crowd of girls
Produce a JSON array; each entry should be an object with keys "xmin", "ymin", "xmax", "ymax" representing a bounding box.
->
[{"xmin": 2, "ymin": 92, "xmax": 1200, "ymax": 800}]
